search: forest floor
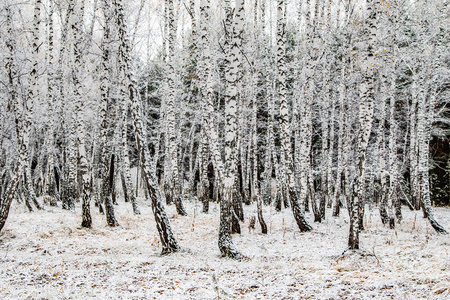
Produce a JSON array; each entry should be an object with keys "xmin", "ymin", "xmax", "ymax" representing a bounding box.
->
[{"xmin": 0, "ymin": 198, "xmax": 449, "ymax": 300}]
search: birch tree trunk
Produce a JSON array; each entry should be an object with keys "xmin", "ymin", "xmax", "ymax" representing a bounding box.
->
[
  {"xmin": 24, "ymin": 0, "xmax": 43, "ymax": 211},
  {"xmin": 377, "ymin": 69, "xmax": 389, "ymax": 225},
  {"xmin": 120, "ymin": 109, "xmax": 141, "ymax": 215},
  {"xmin": 114, "ymin": 0, "xmax": 180, "ymax": 253},
  {"xmin": 251, "ymin": 67, "xmax": 267, "ymax": 234},
  {"xmin": 409, "ymin": 78, "xmax": 420, "ymax": 210},
  {"xmin": 197, "ymin": 0, "xmax": 214, "ymax": 214},
  {"xmin": 165, "ymin": 0, "xmax": 187, "ymax": 216},
  {"xmin": 218, "ymin": 0, "xmax": 244, "ymax": 259},
  {"xmin": 44, "ymin": 0, "xmax": 58, "ymax": 206},
  {"xmin": 388, "ymin": 64, "xmax": 399, "ymax": 226},
  {"xmin": 0, "ymin": 8, "xmax": 26, "ymax": 232},
  {"xmin": 348, "ymin": 0, "xmax": 377, "ymax": 250},
  {"xmin": 279, "ymin": 0, "xmax": 311, "ymax": 232},
  {"xmin": 231, "ymin": 0, "xmax": 245, "ymax": 234},
  {"xmin": 333, "ymin": 65, "xmax": 346, "ymax": 217},
  {"xmin": 97, "ymin": 0, "xmax": 118, "ymax": 227},
  {"xmin": 68, "ymin": 0, "xmax": 94, "ymax": 227},
  {"xmin": 416, "ymin": 65, "xmax": 447, "ymax": 234}
]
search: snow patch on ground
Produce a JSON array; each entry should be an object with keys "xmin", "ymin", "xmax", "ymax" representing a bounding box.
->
[{"xmin": 0, "ymin": 199, "xmax": 449, "ymax": 299}]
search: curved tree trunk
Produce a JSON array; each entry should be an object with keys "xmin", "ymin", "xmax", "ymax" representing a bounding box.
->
[
  {"xmin": 416, "ymin": 70, "xmax": 447, "ymax": 234},
  {"xmin": 1, "ymin": 9, "xmax": 26, "ymax": 232},
  {"xmin": 114, "ymin": 0, "xmax": 180, "ymax": 254},
  {"xmin": 278, "ymin": 0, "xmax": 312, "ymax": 232}
]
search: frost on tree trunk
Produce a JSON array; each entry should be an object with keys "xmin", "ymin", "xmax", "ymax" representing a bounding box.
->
[
  {"xmin": 348, "ymin": 0, "xmax": 377, "ymax": 250},
  {"xmin": 218, "ymin": 0, "xmax": 244, "ymax": 259},
  {"xmin": 279, "ymin": 0, "xmax": 311, "ymax": 232},
  {"xmin": 130, "ymin": 86, "xmax": 181, "ymax": 254},
  {"xmin": 199, "ymin": 135, "xmax": 210, "ymax": 213},
  {"xmin": 198, "ymin": 0, "xmax": 226, "ymax": 216},
  {"xmin": 23, "ymin": 0, "xmax": 43, "ymax": 211},
  {"xmin": 333, "ymin": 65, "xmax": 347, "ymax": 217},
  {"xmin": 227, "ymin": 0, "xmax": 245, "ymax": 235},
  {"xmin": 98, "ymin": 1, "xmax": 118, "ymax": 227},
  {"xmin": 120, "ymin": 106, "xmax": 141, "ymax": 215},
  {"xmin": 69, "ymin": 0, "xmax": 94, "ymax": 227},
  {"xmin": 409, "ymin": 79, "xmax": 420, "ymax": 210},
  {"xmin": 64, "ymin": 0, "xmax": 92, "ymax": 215},
  {"xmin": 164, "ymin": 0, "xmax": 187, "ymax": 216},
  {"xmin": 114, "ymin": 0, "xmax": 180, "ymax": 254},
  {"xmin": 44, "ymin": 1, "xmax": 58, "ymax": 207},
  {"xmin": 65, "ymin": 0, "xmax": 79, "ymax": 212},
  {"xmin": 1, "ymin": 8, "xmax": 26, "ymax": 232},
  {"xmin": 102, "ymin": 153, "xmax": 118, "ymax": 227},
  {"xmin": 319, "ymin": 79, "xmax": 329, "ymax": 219},
  {"xmin": 263, "ymin": 77, "xmax": 276, "ymax": 208},
  {"xmin": 251, "ymin": 68, "xmax": 266, "ymax": 233},
  {"xmin": 198, "ymin": 0, "xmax": 225, "ymax": 195},
  {"xmin": 416, "ymin": 68, "xmax": 447, "ymax": 234},
  {"xmin": 377, "ymin": 69, "xmax": 391, "ymax": 227},
  {"xmin": 388, "ymin": 65, "xmax": 400, "ymax": 225},
  {"xmin": 326, "ymin": 81, "xmax": 335, "ymax": 210}
]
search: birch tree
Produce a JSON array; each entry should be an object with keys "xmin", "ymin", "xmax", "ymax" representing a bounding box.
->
[
  {"xmin": 0, "ymin": 6, "xmax": 27, "ymax": 232},
  {"xmin": 279, "ymin": 0, "xmax": 311, "ymax": 232},
  {"xmin": 164, "ymin": 0, "xmax": 187, "ymax": 216},
  {"xmin": 348, "ymin": 0, "xmax": 377, "ymax": 250},
  {"xmin": 114, "ymin": 0, "xmax": 180, "ymax": 253}
]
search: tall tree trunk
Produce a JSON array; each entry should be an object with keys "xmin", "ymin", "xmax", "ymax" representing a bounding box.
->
[
  {"xmin": 120, "ymin": 108, "xmax": 141, "ymax": 215},
  {"xmin": 164, "ymin": 0, "xmax": 187, "ymax": 216},
  {"xmin": 278, "ymin": 0, "xmax": 312, "ymax": 232},
  {"xmin": 199, "ymin": 130, "xmax": 210, "ymax": 213},
  {"xmin": 251, "ymin": 68, "xmax": 267, "ymax": 234},
  {"xmin": 409, "ymin": 79, "xmax": 420, "ymax": 210},
  {"xmin": 219, "ymin": 0, "xmax": 244, "ymax": 259},
  {"xmin": 378, "ymin": 71, "xmax": 390, "ymax": 226},
  {"xmin": 24, "ymin": 0, "xmax": 43, "ymax": 211},
  {"xmin": 333, "ymin": 66, "xmax": 346, "ymax": 217},
  {"xmin": 1, "ymin": 8, "xmax": 26, "ymax": 232},
  {"xmin": 416, "ymin": 69, "xmax": 447, "ymax": 234},
  {"xmin": 348, "ymin": 0, "xmax": 377, "ymax": 250},
  {"xmin": 98, "ymin": 1, "xmax": 118, "ymax": 227},
  {"xmin": 69, "ymin": 0, "xmax": 93, "ymax": 226},
  {"xmin": 388, "ymin": 63, "xmax": 400, "ymax": 225},
  {"xmin": 44, "ymin": 0, "xmax": 58, "ymax": 207},
  {"xmin": 114, "ymin": 0, "xmax": 180, "ymax": 254}
]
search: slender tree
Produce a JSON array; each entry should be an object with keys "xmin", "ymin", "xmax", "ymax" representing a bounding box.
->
[{"xmin": 114, "ymin": 0, "xmax": 180, "ymax": 254}]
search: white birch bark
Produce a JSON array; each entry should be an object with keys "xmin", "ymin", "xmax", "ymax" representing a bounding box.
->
[
  {"xmin": 23, "ymin": 0, "xmax": 43, "ymax": 211},
  {"xmin": 218, "ymin": 0, "xmax": 243, "ymax": 258},
  {"xmin": 279, "ymin": 0, "xmax": 312, "ymax": 232},
  {"xmin": 44, "ymin": 0, "xmax": 58, "ymax": 206},
  {"xmin": 68, "ymin": 0, "xmax": 94, "ymax": 226},
  {"xmin": 120, "ymin": 108, "xmax": 141, "ymax": 215},
  {"xmin": 416, "ymin": 62, "xmax": 447, "ymax": 234},
  {"xmin": 114, "ymin": 0, "xmax": 180, "ymax": 253},
  {"xmin": 409, "ymin": 76, "xmax": 420, "ymax": 210},
  {"xmin": 98, "ymin": 0, "xmax": 118, "ymax": 227},
  {"xmin": 164, "ymin": 0, "xmax": 187, "ymax": 216},
  {"xmin": 0, "ymin": 8, "xmax": 27, "ymax": 232},
  {"xmin": 348, "ymin": 0, "xmax": 378, "ymax": 250},
  {"xmin": 333, "ymin": 65, "xmax": 346, "ymax": 217},
  {"xmin": 377, "ymin": 72, "xmax": 391, "ymax": 226},
  {"xmin": 387, "ymin": 64, "xmax": 399, "ymax": 225}
]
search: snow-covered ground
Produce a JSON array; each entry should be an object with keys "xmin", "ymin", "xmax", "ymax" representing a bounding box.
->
[{"xmin": 0, "ymin": 199, "xmax": 449, "ymax": 299}]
